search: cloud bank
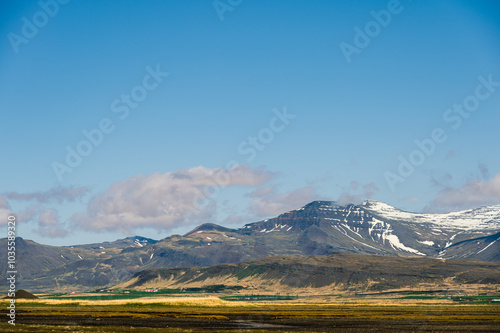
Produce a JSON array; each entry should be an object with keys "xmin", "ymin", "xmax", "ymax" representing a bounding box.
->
[
  {"xmin": 72, "ymin": 165, "xmax": 273, "ymax": 233},
  {"xmin": 428, "ymin": 171, "xmax": 500, "ymax": 212},
  {"xmin": 247, "ymin": 185, "xmax": 318, "ymax": 217},
  {"xmin": 337, "ymin": 181, "xmax": 379, "ymax": 206}
]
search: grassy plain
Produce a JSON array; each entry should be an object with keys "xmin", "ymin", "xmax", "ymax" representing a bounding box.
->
[{"xmin": 1, "ymin": 292, "xmax": 500, "ymax": 332}]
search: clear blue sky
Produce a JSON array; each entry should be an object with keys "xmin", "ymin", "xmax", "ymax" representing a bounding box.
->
[{"xmin": 1, "ymin": 0, "xmax": 499, "ymax": 245}]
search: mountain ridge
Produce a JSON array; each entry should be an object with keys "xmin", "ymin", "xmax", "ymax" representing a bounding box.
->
[
  {"xmin": 116, "ymin": 253, "xmax": 500, "ymax": 293},
  {"xmin": 1, "ymin": 200, "xmax": 499, "ymax": 292}
]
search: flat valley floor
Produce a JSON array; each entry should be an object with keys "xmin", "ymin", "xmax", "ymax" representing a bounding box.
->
[{"xmin": 1, "ymin": 296, "xmax": 500, "ymax": 332}]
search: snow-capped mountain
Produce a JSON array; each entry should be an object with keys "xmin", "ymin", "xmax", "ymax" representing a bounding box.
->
[
  {"xmin": 362, "ymin": 200, "xmax": 500, "ymax": 231},
  {"xmin": 241, "ymin": 200, "xmax": 500, "ymax": 261},
  {"xmin": 1, "ymin": 200, "xmax": 498, "ymax": 292},
  {"xmin": 359, "ymin": 200, "xmax": 500, "ymax": 260}
]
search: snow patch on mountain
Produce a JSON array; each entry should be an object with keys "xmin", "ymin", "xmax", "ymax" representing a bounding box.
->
[
  {"xmin": 379, "ymin": 225, "xmax": 425, "ymax": 256},
  {"xmin": 477, "ymin": 236, "xmax": 499, "ymax": 254},
  {"xmin": 362, "ymin": 200, "xmax": 500, "ymax": 230},
  {"xmin": 332, "ymin": 224, "xmax": 379, "ymax": 251},
  {"xmin": 417, "ymin": 240, "xmax": 435, "ymax": 246}
]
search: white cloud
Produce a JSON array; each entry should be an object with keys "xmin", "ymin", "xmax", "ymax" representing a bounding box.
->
[
  {"xmin": 337, "ymin": 181, "xmax": 379, "ymax": 206},
  {"xmin": 37, "ymin": 226, "xmax": 68, "ymax": 238},
  {"xmin": 72, "ymin": 165, "xmax": 273, "ymax": 233},
  {"xmin": 17, "ymin": 205, "xmax": 39, "ymax": 222},
  {"xmin": 0, "ymin": 197, "xmax": 49, "ymax": 233},
  {"xmin": 38, "ymin": 209, "xmax": 59, "ymax": 226},
  {"xmin": 400, "ymin": 196, "xmax": 419, "ymax": 203},
  {"xmin": 248, "ymin": 186, "xmax": 318, "ymax": 217},
  {"xmin": 0, "ymin": 199, "xmax": 66, "ymax": 238},
  {"xmin": 34, "ymin": 208, "xmax": 68, "ymax": 238},
  {"xmin": 427, "ymin": 172, "xmax": 500, "ymax": 212},
  {"xmin": 246, "ymin": 185, "xmax": 277, "ymax": 198},
  {"xmin": 3, "ymin": 186, "xmax": 88, "ymax": 203},
  {"xmin": 0, "ymin": 197, "xmax": 13, "ymax": 224},
  {"xmin": 0, "ymin": 197, "xmax": 9, "ymax": 209}
]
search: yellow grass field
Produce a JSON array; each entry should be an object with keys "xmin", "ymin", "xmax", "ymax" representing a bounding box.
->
[{"xmin": 1, "ymin": 294, "xmax": 499, "ymax": 332}]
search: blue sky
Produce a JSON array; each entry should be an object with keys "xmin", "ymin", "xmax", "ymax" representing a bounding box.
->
[{"xmin": 1, "ymin": 0, "xmax": 500, "ymax": 246}]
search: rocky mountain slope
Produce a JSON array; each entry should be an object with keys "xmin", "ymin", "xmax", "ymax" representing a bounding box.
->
[
  {"xmin": 117, "ymin": 253, "xmax": 500, "ymax": 293},
  {"xmin": 1, "ymin": 200, "xmax": 499, "ymax": 292}
]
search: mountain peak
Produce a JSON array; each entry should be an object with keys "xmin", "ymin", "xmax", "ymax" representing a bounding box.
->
[
  {"xmin": 361, "ymin": 200, "xmax": 398, "ymax": 211},
  {"xmin": 4, "ymin": 200, "xmax": 500, "ymax": 293},
  {"xmin": 300, "ymin": 200, "xmax": 342, "ymax": 210},
  {"xmin": 183, "ymin": 223, "xmax": 235, "ymax": 236},
  {"xmin": 123, "ymin": 236, "xmax": 157, "ymax": 242}
]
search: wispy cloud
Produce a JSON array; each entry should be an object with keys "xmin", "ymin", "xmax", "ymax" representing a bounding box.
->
[
  {"xmin": 36, "ymin": 225, "xmax": 68, "ymax": 238},
  {"xmin": 429, "ymin": 171, "xmax": 453, "ymax": 188},
  {"xmin": 36, "ymin": 209, "xmax": 68, "ymax": 238},
  {"xmin": 0, "ymin": 198, "xmax": 68, "ymax": 238},
  {"xmin": 478, "ymin": 162, "xmax": 489, "ymax": 179},
  {"xmin": 3, "ymin": 186, "xmax": 89, "ymax": 203},
  {"xmin": 38, "ymin": 209, "xmax": 59, "ymax": 226},
  {"xmin": 0, "ymin": 197, "xmax": 13, "ymax": 223},
  {"xmin": 400, "ymin": 196, "xmax": 419, "ymax": 203},
  {"xmin": 426, "ymin": 170, "xmax": 500, "ymax": 212},
  {"xmin": 0, "ymin": 198, "xmax": 37, "ymax": 225},
  {"xmin": 17, "ymin": 205, "xmax": 40, "ymax": 223},
  {"xmin": 247, "ymin": 186, "xmax": 318, "ymax": 217},
  {"xmin": 445, "ymin": 149, "xmax": 457, "ymax": 160},
  {"xmin": 72, "ymin": 165, "xmax": 273, "ymax": 233},
  {"xmin": 337, "ymin": 181, "xmax": 379, "ymax": 206}
]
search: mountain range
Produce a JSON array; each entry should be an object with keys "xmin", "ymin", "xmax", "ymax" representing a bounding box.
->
[{"xmin": 1, "ymin": 200, "xmax": 499, "ymax": 292}]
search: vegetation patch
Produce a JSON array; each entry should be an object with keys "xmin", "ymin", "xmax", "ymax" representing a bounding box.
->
[
  {"xmin": 399, "ymin": 296, "xmax": 442, "ymax": 300},
  {"xmin": 234, "ymin": 265, "xmax": 267, "ymax": 279},
  {"xmin": 184, "ymin": 284, "xmax": 245, "ymax": 293},
  {"xmin": 449, "ymin": 295, "xmax": 500, "ymax": 303},
  {"xmin": 221, "ymin": 294, "xmax": 299, "ymax": 301}
]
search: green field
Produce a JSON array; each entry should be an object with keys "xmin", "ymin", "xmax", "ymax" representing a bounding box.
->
[{"xmin": 221, "ymin": 294, "xmax": 299, "ymax": 301}]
